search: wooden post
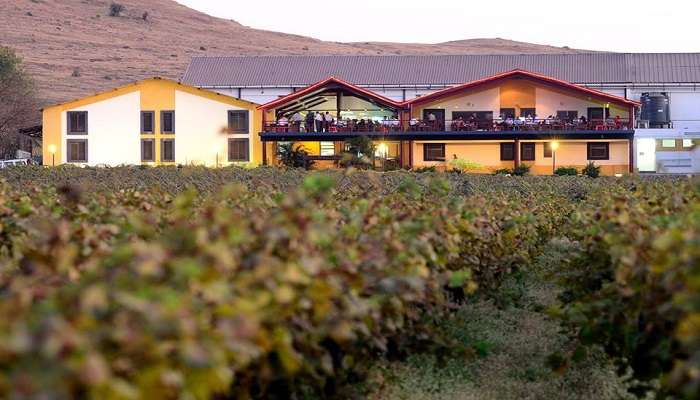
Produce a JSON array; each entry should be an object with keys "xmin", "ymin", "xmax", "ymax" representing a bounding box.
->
[
  {"xmin": 629, "ymin": 139, "xmax": 634, "ymax": 174},
  {"xmin": 514, "ymin": 139, "xmax": 521, "ymax": 169},
  {"xmin": 262, "ymin": 140, "xmax": 267, "ymax": 166}
]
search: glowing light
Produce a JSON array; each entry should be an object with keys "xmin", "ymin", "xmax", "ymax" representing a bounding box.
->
[
  {"xmin": 375, "ymin": 142, "xmax": 389, "ymax": 158},
  {"xmin": 550, "ymin": 141, "xmax": 560, "ymax": 151},
  {"xmin": 48, "ymin": 144, "xmax": 57, "ymax": 154}
]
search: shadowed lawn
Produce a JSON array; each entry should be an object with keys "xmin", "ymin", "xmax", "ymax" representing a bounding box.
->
[{"xmin": 365, "ymin": 269, "xmax": 634, "ymax": 400}]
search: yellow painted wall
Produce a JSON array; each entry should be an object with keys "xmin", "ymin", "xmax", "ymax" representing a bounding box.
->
[
  {"xmin": 42, "ymin": 78, "xmax": 261, "ymax": 166},
  {"xmin": 410, "ymin": 77, "xmax": 631, "ymax": 120},
  {"xmin": 412, "ymin": 140, "xmax": 630, "ymax": 176},
  {"xmin": 499, "ymin": 79, "xmax": 536, "ymax": 116}
]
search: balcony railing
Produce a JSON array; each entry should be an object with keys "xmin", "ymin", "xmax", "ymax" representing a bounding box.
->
[{"xmin": 264, "ymin": 118, "xmax": 634, "ymax": 134}]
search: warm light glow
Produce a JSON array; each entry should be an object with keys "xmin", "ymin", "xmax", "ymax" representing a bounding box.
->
[
  {"xmin": 550, "ymin": 141, "xmax": 560, "ymax": 151},
  {"xmin": 375, "ymin": 142, "xmax": 389, "ymax": 158},
  {"xmin": 48, "ymin": 144, "xmax": 57, "ymax": 154}
]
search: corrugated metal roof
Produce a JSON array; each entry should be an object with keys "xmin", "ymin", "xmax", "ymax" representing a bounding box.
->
[{"xmin": 181, "ymin": 53, "xmax": 700, "ymax": 87}]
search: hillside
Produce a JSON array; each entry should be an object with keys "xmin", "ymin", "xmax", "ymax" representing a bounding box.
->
[{"xmin": 2, "ymin": 0, "xmax": 593, "ymax": 106}]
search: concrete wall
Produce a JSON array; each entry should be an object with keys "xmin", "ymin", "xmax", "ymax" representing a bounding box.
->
[
  {"xmin": 175, "ymin": 90, "xmax": 254, "ymax": 166},
  {"xmin": 61, "ymin": 91, "xmax": 141, "ymax": 166}
]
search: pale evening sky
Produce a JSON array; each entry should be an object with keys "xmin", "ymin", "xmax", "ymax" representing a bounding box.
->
[{"xmin": 175, "ymin": 0, "xmax": 697, "ymax": 53}]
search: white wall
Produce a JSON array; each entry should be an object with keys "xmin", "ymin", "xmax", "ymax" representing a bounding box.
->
[
  {"xmin": 62, "ymin": 91, "xmax": 141, "ymax": 166},
  {"xmin": 535, "ymin": 87, "xmax": 616, "ymax": 119},
  {"xmin": 669, "ymin": 92, "xmax": 700, "ymax": 129},
  {"xmin": 175, "ymin": 90, "xmax": 253, "ymax": 166},
  {"xmin": 212, "ymin": 88, "xmax": 294, "ymax": 105}
]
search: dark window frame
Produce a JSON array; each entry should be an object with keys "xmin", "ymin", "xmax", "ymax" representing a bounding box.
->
[
  {"xmin": 544, "ymin": 142, "xmax": 553, "ymax": 158},
  {"xmin": 228, "ymin": 110, "xmax": 249, "ymax": 134},
  {"xmin": 520, "ymin": 108, "xmax": 536, "ymax": 118},
  {"xmin": 587, "ymin": 142, "xmax": 610, "ymax": 160},
  {"xmin": 521, "ymin": 142, "xmax": 536, "ymax": 161},
  {"xmin": 67, "ymin": 111, "xmax": 88, "ymax": 135},
  {"xmin": 161, "ymin": 110, "xmax": 175, "ymax": 134},
  {"xmin": 161, "ymin": 138, "xmax": 175, "ymax": 162},
  {"xmin": 141, "ymin": 111, "xmax": 155, "ymax": 134},
  {"xmin": 500, "ymin": 143, "xmax": 515, "ymax": 161},
  {"xmin": 66, "ymin": 139, "xmax": 88, "ymax": 163},
  {"xmin": 228, "ymin": 138, "xmax": 250, "ymax": 162},
  {"xmin": 423, "ymin": 143, "xmax": 446, "ymax": 161},
  {"xmin": 141, "ymin": 139, "xmax": 155, "ymax": 162}
]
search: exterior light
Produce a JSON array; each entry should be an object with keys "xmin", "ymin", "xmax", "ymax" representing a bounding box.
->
[
  {"xmin": 551, "ymin": 141, "xmax": 560, "ymax": 175},
  {"xmin": 376, "ymin": 142, "xmax": 389, "ymax": 158},
  {"xmin": 48, "ymin": 144, "xmax": 57, "ymax": 167},
  {"xmin": 213, "ymin": 144, "xmax": 221, "ymax": 168}
]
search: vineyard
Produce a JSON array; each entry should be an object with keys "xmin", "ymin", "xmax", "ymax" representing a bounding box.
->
[{"xmin": 0, "ymin": 166, "xmax": 697, "ymax": 399}]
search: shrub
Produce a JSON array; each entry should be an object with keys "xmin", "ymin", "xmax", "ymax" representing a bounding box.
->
[
  {"xmin": 513, "ymin": 164, "xmax": 530, "ymax": 176},
  {"xmin": 341, "ymin": 136, "xmax": 375, "ymax": 169},
  {"xmin": 554, "ymin": 167, "xmax": 578, "ymax": 176},
  {"xmin": 276, "ymin": 142, "xmax": 315, "ymax": 170},
  {"xmin": 109, "ymin": 2, "xmax": 124, "ymax": 16},
  {"xmin": 413, "ymin": 166, "xmax": 437, "ymax": 173},
  {"xmin": 449, "ymin": 158, "xmax": 481, "ymax": 173},
  {"xmin": 581, "ymin": 162, "xmax": 600, "ymax": 178},
  {"xmin": 494, "ymin": 168, "xmax": 512, "ymax": 175}
]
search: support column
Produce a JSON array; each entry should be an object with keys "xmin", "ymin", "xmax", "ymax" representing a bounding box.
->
[
  {"xmin": 408, "ymin": 140, "xmax": 414, "ymax": 169},
  {"xmin": 514, "ymin": 139, "xmax": 521, "ymax": 169},
  {"xmin": 629, "ymin": 139, "xmax": 634, "ymax": 174},
  {"xmin": 262, "ymin": 140, "xmax": 267, "ymax": 166}
]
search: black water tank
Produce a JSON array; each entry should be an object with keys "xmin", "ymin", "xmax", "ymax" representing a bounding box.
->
[{"xmin": 641, "ymin": 93, "xmax": 670, "ymax": 128}]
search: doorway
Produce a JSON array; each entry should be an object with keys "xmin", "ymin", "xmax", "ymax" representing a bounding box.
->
[
  {"xmin": 423, "ymin": 109, "xmax": 445, "ymax": 131},
  {"xmin": 636, "ymin": 138, "xmax": 656, "ymax": 172}
]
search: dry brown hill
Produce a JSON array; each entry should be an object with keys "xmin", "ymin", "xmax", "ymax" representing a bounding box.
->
[{"xmin": 2, "ymin": 0, "xmax": 593, "ymax": 106}]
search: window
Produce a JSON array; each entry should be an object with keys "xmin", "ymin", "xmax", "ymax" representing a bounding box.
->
[
  {"xmin": 228, "ymin": 110, "xmax": 249, "ymax": 133},
  {"xmin": 161, "ymin": 139, "xmax": 175, "ymax": 162},
  {"xmin": 520, "ymin": 108, "xmax": 536, "ymax": 118},
  {"xmin": 683, "ymin": 139, "xmax": 694, "ymax": 148},
  {"xmin": 67, "ymin": 111, "xmax": 88, "ymax": 135},
  {"xmin": 556, "ymin": 111, "xmax": 578, "ymax": 122},
  {"xmin": 521, "ymin": 143, "xmax": 536, "ymax": 161},
  {"xmin": 141, "ymin": 139, "xmax": 155, "ymax": 162},
  {"xmin": 228, "ymin": 138, "xmax": 249, "ymax": 162},
  {"xmin": 66, "ymin": 139, "xmax": 87, "ymax": 162},
  {"xmin": 320, "ymin": 141, "xmax": 335, "ymax": 156},
  {"xmin": 500, "ymin": 143, "xmax": 515, "ymax": 161},
  {"xmin": 544, "ymin": 142, "xmax": 553, "ymax": 158},
  {"xmin": 500, "ymin": 108, "xmax": 515, "ymax": 119},
  {"xmin": 587, "ymin": 142, "xmax": 609, "ymax": 160},
  {"xmin": 661, "ymin": 139, "xmax": 677, "ymax": 148},
  {"xmin": 161, "ymin": 111, "xmax": 175, "ymax": 134},
  {"xmin": 141, "ymin": 111, "xmax": 155, "ymax": 134},
  {"xmin": 424, "ymin": 143, "xmax": 445, "ymax": 161}
]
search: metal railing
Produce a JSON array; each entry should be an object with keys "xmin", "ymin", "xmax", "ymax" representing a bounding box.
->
[{"xmin": 263, "ymin": 118, "xmax": 634, "ymax": 134}]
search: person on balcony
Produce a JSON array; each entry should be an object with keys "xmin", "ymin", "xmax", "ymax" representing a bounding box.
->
[
  {"xmin": 613, "ymin": 115, "xmax": 622, "ymax": 128},
  {"xmin": 427, "ymin": 112, "xmax": 437, "ymax": 129},
  {"xmin": 277, "ymin": 115, "xmax": 289, "ymax": 126},
  {"xmin": 324, "ymin": 112, "xmax": 334, "ymax": 132},
  {"xmin": 357, "ymin": 119, "xmax": 367, "ymax": 131},
  {"xmin": 315, "ymin": 112, "xmax": 323, "ymax": 132},
  {"xmin": 291, "ymin": 111, "xmax": 303, "ymax": 132},
  {"xmin": 305, "ymin": 112, "xmax": 315, "ymax": 133}
]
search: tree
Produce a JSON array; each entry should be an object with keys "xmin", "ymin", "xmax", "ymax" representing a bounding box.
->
[
  {"xmin": 0, "ymin": 47, "xmax": 38, "ymax": 159},
  {"xmin": 341, "ymin": 136, "xmax": 375, "ymax": 169},
  {"xmin": 276, "ymin": 143, "xmax": 315, "ymax": 169}
]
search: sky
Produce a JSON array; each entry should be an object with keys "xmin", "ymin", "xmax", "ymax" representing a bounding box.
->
[{"xmin": 174, "ymin": 0, "xmax": 698, "ymax": 53}]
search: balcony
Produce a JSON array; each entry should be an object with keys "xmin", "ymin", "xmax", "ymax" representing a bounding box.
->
[{"xmin": 260, "ymin": 118, "xmax": 635, "ymax": 142}]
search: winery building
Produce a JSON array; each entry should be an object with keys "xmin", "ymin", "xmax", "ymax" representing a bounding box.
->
[{"xmin": 183, "ymin": 53, "xmax": 700, "ymax": 174}]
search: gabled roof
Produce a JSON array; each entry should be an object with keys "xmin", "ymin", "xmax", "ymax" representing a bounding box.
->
[
  {"xmin": 405, "ymin": 69, "xmax": 640, "ymax": 107},
  {"xmin": 182, "ymin": 53, "xmax": 700, "ymax": 87},
  {"xmin": 257, "ymin": 76, "xmax": 404, "ymax": 110},
  {"xmin": 43, "ymin": 77, "xmax": 259, "ymax": 111}
]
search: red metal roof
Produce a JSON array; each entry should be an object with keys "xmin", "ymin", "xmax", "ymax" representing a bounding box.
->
[
  {"xmin": 405, "ymin": 69, "xmax": 640, "ymax": 107},
  {"xmin": 257, "ymin": 76, "xmax": 404, "ymax": 110}
]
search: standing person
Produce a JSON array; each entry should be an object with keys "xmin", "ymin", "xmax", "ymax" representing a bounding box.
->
[
  {"xmin": 291, "ymin": 111, "xmax": 303, "ymax": 132},
  {"xmin": 305, "ymin": 112, "xmax": 315, "ymax": 133},
  {"xmin": 324, "ymin": 112, "xmax": 334, "ymax": 132},
  {"xmin": 315, "ymin": 112, "xmax": 324, "ymax": 132}
]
